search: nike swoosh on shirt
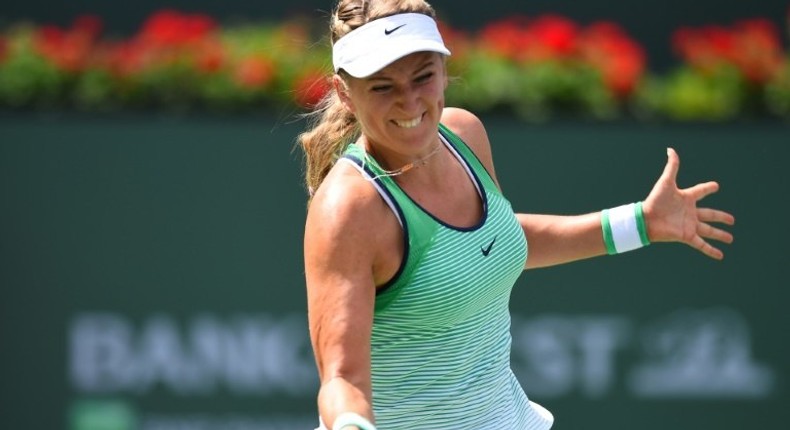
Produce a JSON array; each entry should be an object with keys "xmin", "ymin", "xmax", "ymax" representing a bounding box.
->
[
  {"xmin": 481, "ymin": 237, "xmax": 497, "ymax": 257},
  {"xmin": 384, "ymin": 24, "xmax": 406, "ymax": 35}
]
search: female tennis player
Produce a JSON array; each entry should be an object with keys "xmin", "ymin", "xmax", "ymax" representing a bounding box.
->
[{"xmin": 300, "ymin": 1, "xmax": 735, "ymax": 428}]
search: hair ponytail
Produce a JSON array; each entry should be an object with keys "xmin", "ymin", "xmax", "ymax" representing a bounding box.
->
[{"xmin": 298, "ymin": 86, "xmax": 359, "ymax": 196}]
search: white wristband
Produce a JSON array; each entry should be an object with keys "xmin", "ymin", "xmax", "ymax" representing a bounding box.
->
[
  {"xmin": 332, "ymin": 412, "xmax": 377, "ymax": 430},
  {"xmin": 601, "ymin": 202, "xmax": 650, "ymax": 254}
]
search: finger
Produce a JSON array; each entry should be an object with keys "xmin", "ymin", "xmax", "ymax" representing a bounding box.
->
[
  {"xmin": 658, "ymin": 147, "xmax": 680, "ymax": 185},
  {"xmin": 685, "ymin": 181, "xmax": 719, "ymax": 201},
  {"xmin": 697, "ymin": 222, "xmax": 734, "ymax": 244},
  {"xmin": 690, "ymin": 235, "xmax": 724, "ymax": 260},
  {"xmin": 697, "ymin": 207, "xmax": 736, "ymax": 225}
]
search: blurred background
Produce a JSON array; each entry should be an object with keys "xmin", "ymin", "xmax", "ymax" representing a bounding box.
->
[{"xmin": 1, "ymin": 1, "xmax": 788, "ymax": 429}]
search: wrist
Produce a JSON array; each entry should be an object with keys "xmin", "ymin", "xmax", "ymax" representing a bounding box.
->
[
  {"xmin": 640, "ymin": 199, "xmax": 658, "ymax": 243},
  {"xmin": 601, "ymin": 202, "xmax": 650, "ymax": 254}
]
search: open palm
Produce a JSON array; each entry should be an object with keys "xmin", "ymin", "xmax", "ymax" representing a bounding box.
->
[{"xmin": 643, "ymin": 148, "xmax": 735, "ymax": 260}]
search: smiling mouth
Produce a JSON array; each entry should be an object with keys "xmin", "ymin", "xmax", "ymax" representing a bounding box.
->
[{"xmin": 393, "ymin": 114, "xmax": 423, "ymax": 128}]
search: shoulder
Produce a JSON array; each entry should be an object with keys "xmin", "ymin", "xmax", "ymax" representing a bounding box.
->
[
  {"xmin": 441, "ymin": 107, "xmax": 489, "ymax": 145},
  {"xmin": 440, "ymin": 107, "xmax": 500, "ymax": 186},
  {"xmin": 305, "ymin": 160, "xmax": 398, "ymax": 272},
  {"xmin": 307, "ymin": 161, "xmax": 393, "ymax": 245}
]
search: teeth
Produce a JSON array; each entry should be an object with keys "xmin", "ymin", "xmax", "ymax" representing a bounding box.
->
[{"xmin": 394, "ymin": 116, "xmax": 422, "ymax": 128}]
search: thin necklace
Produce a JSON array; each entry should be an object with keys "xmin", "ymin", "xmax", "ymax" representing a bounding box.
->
[{"xmin": 363, "ymin": 142, "xmax": 443, "ymax": 180}]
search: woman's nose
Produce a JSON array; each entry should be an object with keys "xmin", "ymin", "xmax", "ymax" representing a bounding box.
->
[{"xmin": 395, "ymin": 86, "xmax": 420, "ymax": 110}]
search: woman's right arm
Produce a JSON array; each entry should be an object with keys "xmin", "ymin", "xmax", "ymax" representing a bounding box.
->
[{"xmin": 304, "ymin": 170, "xmax": 389, "ymax": 429}]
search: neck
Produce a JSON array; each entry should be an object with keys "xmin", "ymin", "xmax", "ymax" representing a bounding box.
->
[{"xmin": 362, "ymin": 138, "xmax": 444, "ymax": 179}]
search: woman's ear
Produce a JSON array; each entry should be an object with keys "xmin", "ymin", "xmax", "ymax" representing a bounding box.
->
[{"xmin": 333, "ymin": 74, "xmax": 355, "ymax": 114}]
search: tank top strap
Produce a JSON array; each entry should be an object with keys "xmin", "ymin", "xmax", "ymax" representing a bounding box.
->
[
  {"xmin": 340, "ymin": 143, "xmax": 439, "ymax": 311},
  {"xmin": 437, "ymin": 123, "xmax": 500, "ymax": 195}
]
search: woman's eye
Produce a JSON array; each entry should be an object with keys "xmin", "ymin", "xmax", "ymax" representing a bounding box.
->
[
  {"xmin": 415, "ymin": 72, "xmax": 434, "ymax": 83},
  {"xmin": 371, "ymin": 85, "xmax": 391, "ymax": 93}
]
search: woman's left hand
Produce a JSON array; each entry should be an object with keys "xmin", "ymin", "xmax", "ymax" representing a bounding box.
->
[{"xmin": 642, "ymin": 148, "xmax": 735, "ymax": 260}]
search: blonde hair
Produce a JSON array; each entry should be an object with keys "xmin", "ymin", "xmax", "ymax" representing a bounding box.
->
[{"xmin": 297, "ymin": 0, "xmax": 438, "ymax": 195}]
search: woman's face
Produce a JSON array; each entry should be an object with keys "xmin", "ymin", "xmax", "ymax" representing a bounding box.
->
[{"xmin": 338, "ymin": 51, "xmax": 448, "ymax": 161}]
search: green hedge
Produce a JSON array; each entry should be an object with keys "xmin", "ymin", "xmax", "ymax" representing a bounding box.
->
[{"xmin": 1, "ymin": 9, "xmax": 788, "ymax": 121}]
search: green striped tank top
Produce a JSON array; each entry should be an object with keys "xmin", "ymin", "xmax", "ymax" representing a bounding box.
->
[{"xmin": 340, "ymin": 124, "xmax": 553, "ymax": 429}]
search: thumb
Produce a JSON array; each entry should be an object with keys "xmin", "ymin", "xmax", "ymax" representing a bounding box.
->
[{"xmin": 659, "ymin": 147, "xmax": 680, "ymax": 185}]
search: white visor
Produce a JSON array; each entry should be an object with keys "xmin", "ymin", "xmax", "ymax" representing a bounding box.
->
[{"xmin": 332, "ymin": 13, "xmax": 451, "ymax": 78}]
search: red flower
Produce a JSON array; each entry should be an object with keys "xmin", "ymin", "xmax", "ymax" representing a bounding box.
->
[
  {"xmin": 36, "ymin": 25, "xmax": 65, "ymax": 47},
  {"xmin": 528, "ymin": 14, "xmax": 579, "ymax": 58},
  {"xmin": 99, "ymin": 40, "xmax": 146, "ymax": 78},
  {"xmin": 195, "ymin": 40, "xmax": 225, "ymax": 74},
  {"xmin": 673, "ymin": 25, "xmax": 736, "ymax": 73},
  {"xmin": 580, "ymin": 22, "xmax": 646, "ymax": 97},
  {"xmin": 139, "ymin": 9, "xmax": 217, "ymax": 47},
  {"xmin": 33, "ymin": 16, "xmax": 103, "ymax": 73},
  {"xmin": 234, "ymin": 55, "xmax": 275, "ymax": 89},
  {"xmin": 293, "ymin": 71, "xmax": 331, "ymax": 108},
  {"xmin": 672, "ymin": 18, "xmax": 784, "ymax": 83},
  {"xmin": 478, "ymin": 14, "xmax": 581, "ymax": 62},
  {"xmin": 478, "ymin": 16, "xmax": 532, "ymax": 60},
  {"xmin": 731, "ymin": 18, "xmax": 783, "ymax": 83},
  {"xmin": 701, "ymin": 26, "xmax": 736, "ymax": 61}
]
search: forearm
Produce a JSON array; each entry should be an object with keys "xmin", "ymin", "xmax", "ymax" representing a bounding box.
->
[
  {"xmin": 518, "ymin": 212, "xmax": 608, "ymax": 269},
  {"xmin": 318, "ymin": 376, "xmax": 374, "ymax": 429}
]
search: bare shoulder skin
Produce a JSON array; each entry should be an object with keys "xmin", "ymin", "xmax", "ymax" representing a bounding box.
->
[{"xmin": 440, "ymin": 107, "xmax": 502, "ymax": 189}]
